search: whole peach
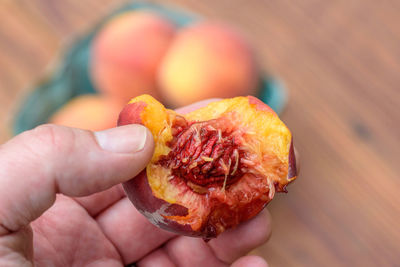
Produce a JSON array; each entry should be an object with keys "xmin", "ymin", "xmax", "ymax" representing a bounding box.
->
[
  {"xmin": 90, "ymin": 11, "xmax": 175, "ymax": 104},
  {"xmin": 50, "ymin": 94, "xmax": 123, "ymax": 131},
  {"xmin": 158, "ymin": 22, "xmax": 259, "ymax": 107}
]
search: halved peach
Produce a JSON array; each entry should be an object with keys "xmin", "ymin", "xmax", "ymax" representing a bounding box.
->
[{"xmin": 118, "ymin": 95, "xmax": 297, "ymax": 238}]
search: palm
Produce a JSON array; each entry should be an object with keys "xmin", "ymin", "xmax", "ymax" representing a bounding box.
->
[
  {"xmin": 31, "ymin": 185, "xmax": 271, "ymax": 267},
  {"xmin": 32, "ymin": 195, "xmax": 122, "ymax": 266}
]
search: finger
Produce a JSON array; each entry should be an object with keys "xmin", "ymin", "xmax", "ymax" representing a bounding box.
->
[
  {"xmin": 136, "ymin": 248, "xmax": 175, "ymax": 267},
  {"xmin": 231, "ymin": 255, "xmax": 268, "ymax": 267},
  {"xmin": 208, "ymin": 209, "xmax": 272, "ymax": 263},
  {"xmin": 162, "ymin": 209, "xmax": 271, "ymax": 266},
  {"xmin": 164, "ymin": 235, "xmax": 227, "ymax": 267},
  {"xmin": 175, "ymin": 98, "xmax": 222, "ymax": 114},
  {"xmin": 0, "ymin": 124, "xmax": 154, "ymax": 234},
  {"xmin": 96, "ymin": 197, "xmax": 176, "ymax": 264},
  {"xmin": 74, "ymin": 184, "xmax": 125, "ymax": 217}
]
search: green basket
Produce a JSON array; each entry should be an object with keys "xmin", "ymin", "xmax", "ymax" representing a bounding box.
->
[{"xmin": 13, "ymin": 1, "xmax": 287, "ymax": 135}]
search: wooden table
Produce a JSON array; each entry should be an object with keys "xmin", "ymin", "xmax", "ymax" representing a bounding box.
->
[{"xmin": 1, "ymin": 0, "xmax": 399, "ymax": 266}]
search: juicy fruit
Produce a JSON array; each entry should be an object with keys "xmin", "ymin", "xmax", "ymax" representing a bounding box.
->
[
  {"xmin": 90, "ymin": 11, "xmax": 175, "ymax": 104},
  {"xmin": 119, "ymin": 95, "xmax": 297, "ymax": 238},
  {"xmin": 158, "ymin": 22, "xmax": 259, "ymax": 107},
  {"xmin": 157, "ymin": 118, "xmax": 245, "ymax": 188},
  {"xmin": 50, "ymin": 94, "xmax": 123, "ymax": 131}
]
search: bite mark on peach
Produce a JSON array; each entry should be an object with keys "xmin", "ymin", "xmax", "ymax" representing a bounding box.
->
[{"xmin": 248, "ymin": 95, "xmax": 276, "ymax": 115}]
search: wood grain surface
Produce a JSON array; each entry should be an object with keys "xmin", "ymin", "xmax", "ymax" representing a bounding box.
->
[{"xmin": 0, "ymin": 0, "xmax": 399, "ymax": 266}]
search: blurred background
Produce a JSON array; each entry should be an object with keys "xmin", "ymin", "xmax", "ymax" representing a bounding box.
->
[{"xmin": 0, "ymin": 0, "xmax": 399, "ymax": 266}]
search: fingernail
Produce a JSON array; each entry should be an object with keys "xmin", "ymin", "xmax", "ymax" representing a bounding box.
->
[{"xmin": 94, "ymin": 125, "xmax": 148, "ymax": 153}]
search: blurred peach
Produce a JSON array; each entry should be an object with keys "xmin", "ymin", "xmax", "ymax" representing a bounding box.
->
[
  {"xmin": 90, "ymin": 11, "xmax": 175, "ymax": 104},
  {"xmin": 49, "ymin": 94, "xmax": 123, "ymax": 131},
  {"xmin": 158, "ymin": 22, "xmax": 259, "ymax": 107}
]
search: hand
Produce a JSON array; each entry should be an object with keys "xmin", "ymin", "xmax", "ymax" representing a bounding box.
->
[{"xmin": 0, "ymin": 100, "xmax": 271, "ymax": 267}]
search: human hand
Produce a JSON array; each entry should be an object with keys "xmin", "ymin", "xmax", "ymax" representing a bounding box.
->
[{"xmin": 0, "ymin": 100, "xmax": 271, "ymax": 267}]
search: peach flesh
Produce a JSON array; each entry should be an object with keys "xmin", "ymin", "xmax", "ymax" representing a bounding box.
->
[{"xmin": 157, "ymin": 117, "xmax": 246, "ymax": 188}]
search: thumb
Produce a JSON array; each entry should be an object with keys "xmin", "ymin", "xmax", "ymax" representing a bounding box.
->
[{"xmin": 0, "ymin": 124, "xmax": 154, "ymax": 234}]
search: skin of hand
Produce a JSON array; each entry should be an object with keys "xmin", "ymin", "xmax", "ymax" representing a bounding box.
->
[{"xmin": 0, "ymin": 99, "xmax": 271, "ymax": 267}]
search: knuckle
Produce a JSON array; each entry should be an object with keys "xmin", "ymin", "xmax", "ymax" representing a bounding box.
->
[
  {"xmin": 27, "ymin": 124, "xmax": 75, "ymax": 155},
  {"xmin": 31, "ymin": 124, "xmax": 58, "ymax": 146},
  {"xmin": 32, "ymin": 124, "xmax": 64, "ymax": 149}
]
